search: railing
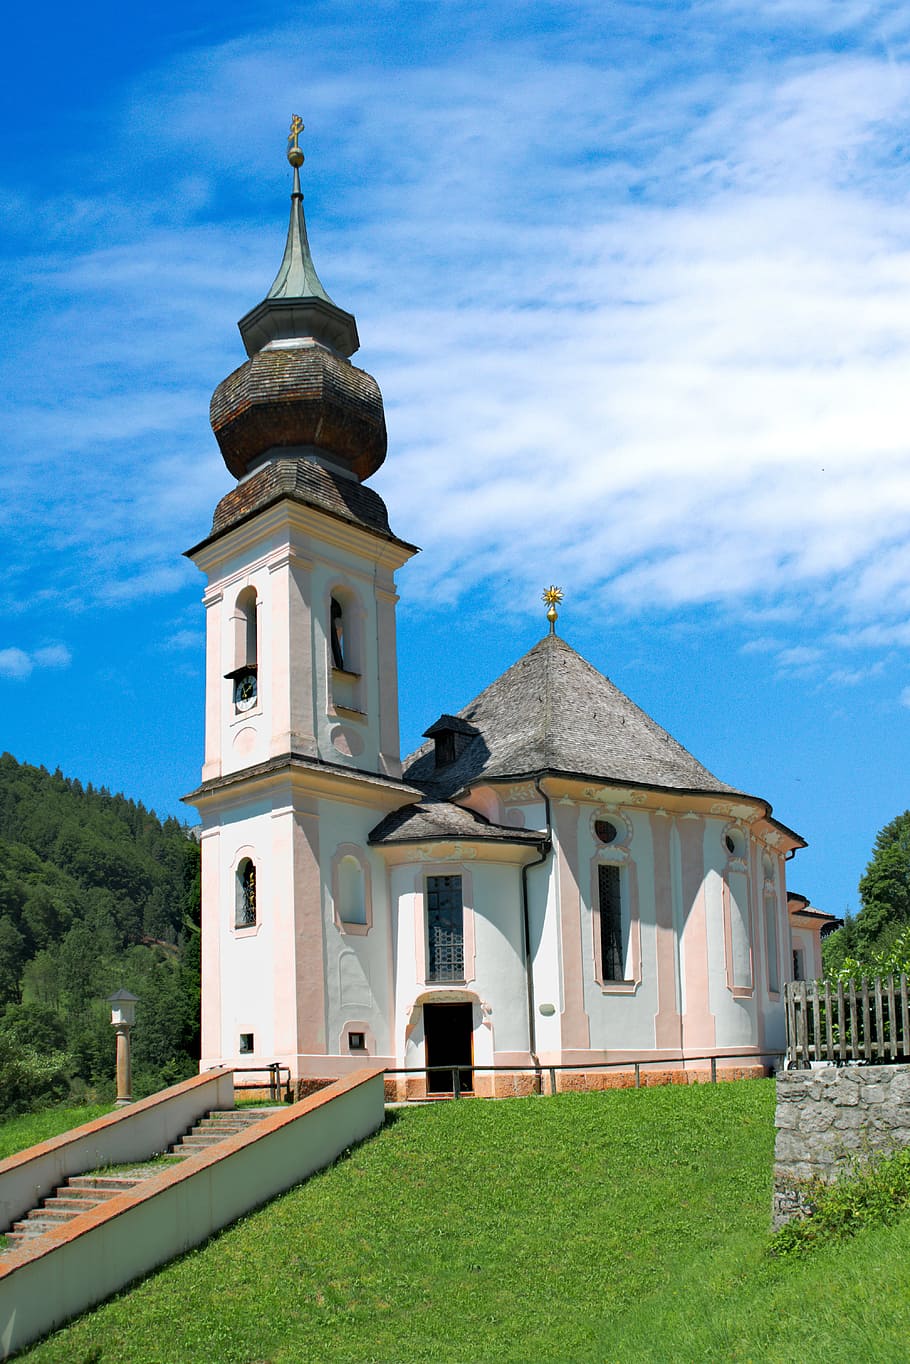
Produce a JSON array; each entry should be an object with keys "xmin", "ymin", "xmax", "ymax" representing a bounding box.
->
[
  {"xmin": 384, "ymin": 1052, "xmax": 774, "ymax": 1098},
  {"xmin": 784, "ymin": 976, "xmax": 910, "ymax": 1067},
  {"xmin": 232, "ymin": 1063, "xmax": 292, "ymax": 1102}
]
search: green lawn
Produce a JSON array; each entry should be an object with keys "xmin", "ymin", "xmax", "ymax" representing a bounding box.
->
[
  {"xmin": 12, "ymin": 1081, "xmax": 910, "ymax": 1362},
  {"xmin": 0, "ymin": 1104, "xmax": 112, "ymax": 1162}
]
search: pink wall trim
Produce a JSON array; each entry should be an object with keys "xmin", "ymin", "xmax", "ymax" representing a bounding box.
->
[
  {"xmin": 677, "ymin": 816, "xmax": 716, "ymax": 1050},
  {"xmin": 552, "ymin": 800, "xmax": 591, "ymax": 1050},
  {"xmin": 376, "ymin": 586, "xmax": 403, "ymax": 775},
  {"xmin": 202, "ymin": 591, "xmax": 223, "ymax": 777},
  {"xmin": 651, "ymin": 814, "xmax": 681, "ymax": 1049},
  {"xmin": 294, "ymin": 810, "xmax": 327, "ymax": 1055}
]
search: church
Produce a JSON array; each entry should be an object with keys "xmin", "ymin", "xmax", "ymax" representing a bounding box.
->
[{"xmin": 185, "ymin": 124, "xmax": 832, "ymax": 1097}]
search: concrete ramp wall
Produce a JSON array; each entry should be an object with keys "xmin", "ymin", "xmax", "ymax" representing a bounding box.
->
[
  {"xmin": 0, "ymin": 1068, "xmax": 385, "ymax": 1359},
  {"xmin": 0, "ymin": 1069, "xmax": 235, "ymax": 1234}
]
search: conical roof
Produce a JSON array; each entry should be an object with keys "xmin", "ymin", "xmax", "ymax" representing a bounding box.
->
[{"xmin": 403, "ymin": 633, "xmax": 742, "ymax": 799}]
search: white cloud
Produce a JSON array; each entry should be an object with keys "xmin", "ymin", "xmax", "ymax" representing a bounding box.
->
[
  {"xmin": 828, "ymin": 661, "xmax": 886, "ymax": 686},
  {"xmin": 4, "ymin": 7, "xmax": 910, "ymax": 662},
  {"xmin": 162, "ymin": 629, "xmax": 204, "ymax": 651},
  {"xmin": 776, "ymin": 646, "xmax": 823, "ymax": 672},
  {"xmin": 0, "ymin": 644, "xmax": 72, "ymax": 680}
]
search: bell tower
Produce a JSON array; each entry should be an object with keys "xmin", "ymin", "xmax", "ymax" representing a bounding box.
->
[{"xmin": 185, "ymin": 120, "xmax": 416, "ymax": 1079}]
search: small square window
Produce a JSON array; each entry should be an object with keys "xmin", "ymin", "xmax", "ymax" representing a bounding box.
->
[
  {"xmin": 348, "ymin": 1031, "xmax": 366, "ymax": 1052},
  {"xmin": 239, "ymin": 1032, "xmax": 254, "ymax": 1054}
]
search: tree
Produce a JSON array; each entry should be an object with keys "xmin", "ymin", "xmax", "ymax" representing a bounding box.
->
[
  {"xmin": 0, "ymin": 917, "xmax": 26, "ymax": 1006},
  {"xmin": 857, "ymin": 811, "xmax": 910, "ymax": 952},
  {"xmin": 824, "ymin": 810, "xmax": 910, "ymax": 977}
]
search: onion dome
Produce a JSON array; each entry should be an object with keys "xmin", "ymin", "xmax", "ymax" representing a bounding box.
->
[{"xmin": 210, "ymin": 120, "xmax": 387, "ymax": 483}]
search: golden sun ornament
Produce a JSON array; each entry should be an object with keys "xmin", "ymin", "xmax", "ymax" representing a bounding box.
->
[{"xmin": 542, "ymin": 585, "xmax": 564, "ymax": 633}]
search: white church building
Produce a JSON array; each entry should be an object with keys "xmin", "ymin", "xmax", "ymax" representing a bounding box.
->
[{"xmin": 185, "ymin": 128, "xmax": 832, "ymax": 1097}]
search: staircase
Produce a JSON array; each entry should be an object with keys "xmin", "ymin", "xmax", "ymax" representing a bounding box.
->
[{"xmin": 4, "ymin": 1108, "xmax": 272, "ymax": 1251}]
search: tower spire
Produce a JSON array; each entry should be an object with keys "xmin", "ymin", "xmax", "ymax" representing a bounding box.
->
[
  {"xmin": 236, "ymin": 117, "xmax": 360, "ymax": 359},
  {"xmin": 266, "ymin": 116, "xmax": 335, "ymax": 305}
]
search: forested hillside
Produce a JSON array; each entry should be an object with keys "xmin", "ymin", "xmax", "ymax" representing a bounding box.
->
[{"xmin": 0, "ymin": 753, "xmax": 200, "ymax": 1112}]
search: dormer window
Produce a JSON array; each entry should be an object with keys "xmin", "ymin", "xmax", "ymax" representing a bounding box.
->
[{"xmin": 423, "ymin": 715, "xmax": 478, "ymax": 769}]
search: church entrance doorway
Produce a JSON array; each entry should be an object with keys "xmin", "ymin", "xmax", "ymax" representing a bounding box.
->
[{"xmin": 423, "ymin": 1002, "xmax": 473, "ymax": 1093}]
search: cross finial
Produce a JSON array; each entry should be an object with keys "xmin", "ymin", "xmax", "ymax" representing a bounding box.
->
[
  {"xmin": 287, "ymin": 115, "xmax": 305, "ymax": 168},
  {"xmin": 542, "ymin": 585, "xmax": 564, "ymax": 634}
]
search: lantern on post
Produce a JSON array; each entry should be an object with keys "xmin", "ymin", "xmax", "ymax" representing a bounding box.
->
[{"xmin": 108, "ymin": 989, "xmax": 139, "ymax": 1106}]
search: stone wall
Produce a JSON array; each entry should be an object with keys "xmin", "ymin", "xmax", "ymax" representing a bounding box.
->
[{"xmin": 773, "ymin": 1064, "xmax": 910, "ymax": 1227}]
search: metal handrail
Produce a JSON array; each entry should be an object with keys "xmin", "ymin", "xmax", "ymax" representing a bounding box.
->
[{"xmin": 384, "ymin": 1050, "xmax": 780, "ymax": 1097}]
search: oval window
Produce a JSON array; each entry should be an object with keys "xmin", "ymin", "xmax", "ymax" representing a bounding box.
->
[{"xmin": 594, "ymin": 820, "xmax": 618, "ymax": 846}]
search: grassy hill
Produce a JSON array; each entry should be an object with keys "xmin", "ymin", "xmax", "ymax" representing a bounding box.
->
[{"xmin": 17, "ymin": 1081, "xmax": 910, "ymax": 1362}]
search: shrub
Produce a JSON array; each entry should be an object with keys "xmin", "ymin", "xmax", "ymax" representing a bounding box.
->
[
  {"xmin": 771, "ymin": 1146, "xmax": 910, "ymax": 1256},
  {"xmin": 0, "ymin": 1029, "xmax": 70, "ymax": 1118}
]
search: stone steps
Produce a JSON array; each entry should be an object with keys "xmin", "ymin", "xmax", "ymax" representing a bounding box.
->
[
  {"xmin": 5, "ymin": 1176, "xmax": 143, "ymax": 1248},
  {"xmin": 169, "ymin": 1109, "xmax": 270, "ymax": 1156},
  {"xmin": 2, "ymin": 1108, "xmax": 275, "ymax": 1251}
]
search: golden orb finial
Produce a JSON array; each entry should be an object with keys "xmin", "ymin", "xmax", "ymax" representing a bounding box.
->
[
  {"xmin": 542, "ymin": 585, "xmax": 564, "ymax": 634},
  {"xmin": 287, "ymin": 114, "xmax": 305, "ymax": 168}
]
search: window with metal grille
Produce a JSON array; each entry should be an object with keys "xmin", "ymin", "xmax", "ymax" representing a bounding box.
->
[
  {"xmin": 598, "ymin": 864, "xmax": 624, "ymax": 981},
  {"xmin": 426, "ymin": 875, "xmax": 465, "ymax": 982},
  {"xmin": 236, "ymin": 859, "xmax": 257, "ymax": 928}
]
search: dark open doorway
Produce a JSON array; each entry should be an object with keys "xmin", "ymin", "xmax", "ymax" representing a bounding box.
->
[{"xmin": 423, "ymin": 1002, "xmax": 474, "ymax": 1093}]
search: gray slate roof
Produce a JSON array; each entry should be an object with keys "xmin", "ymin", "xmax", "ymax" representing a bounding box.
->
[
  {"xmin": 188, "ymin": 457, "xmax": 417, "ymax": 553},
  {"xmin": 369, "ymin": 800, "xmax": 543, "ymax": 846},
  {"xmin": 403, "ymin": 633, "xmax": 742, "ymax": 799}
]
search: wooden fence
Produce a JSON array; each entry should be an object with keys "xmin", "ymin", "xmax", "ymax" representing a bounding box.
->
[{"xmin": 784, "ymin": 975, "xmax": 910, "ymax": 1067}]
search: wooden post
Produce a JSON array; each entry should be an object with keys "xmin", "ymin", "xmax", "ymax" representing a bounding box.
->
[
  {"xmin": 114, "ymin": 1024, "xmax": 133, "ymax": 1106},
  {"xmin": 837, "ymin": 980, "xmax": 847, "ymax": 1062},
  {"xmin": 902, "ymin": 974, "xmax": 910, "ymax": 1059},
  {"xmin": 887, "ymin": 975, "xmax": 897, "ymax": 1061},
  {"xmin": 849, "ymin": 980, "xmax": 859, "ymax": 1061},
  {"xmin": 862, "ymin": 979, "xmax": 872, "ymax": 1061},
  {"xmin": 798, "ymin": 981, "xmax": 810, "ymax": 1067},
  {"xmin": 811, "ymin": 982, "xmax": 821, "ymax": 1063},
  {"xmin": 823, "ymin": 980, "xmax": 833, "ymax": 1063}
]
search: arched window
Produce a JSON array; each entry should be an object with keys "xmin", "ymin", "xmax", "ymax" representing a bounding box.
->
[
  {"xmin": 330, "ymin": 596, "xmax": 345, "ymax": 671},
  {"xmin": 228, "ymin": 588, "xmax": 259, "ymax": 713},
  {"xmin": 337, "ymin": 855, "xmax": 366, "ymax": 925},
  {"xmin": 235, "ymin": 858, "xmax": 257, "ymax": 928},
  {"xmin": 232, "ymin": 588, "xmax": 258, "ymax": 671},
  {"xmin": 598, "ymin": 863, "xmax": 625, "ymax": 980}
]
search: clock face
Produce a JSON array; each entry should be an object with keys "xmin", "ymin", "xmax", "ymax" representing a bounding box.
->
[{"xmin": 234, "ymin": 671, "xmax": 258, "ymax": 712}]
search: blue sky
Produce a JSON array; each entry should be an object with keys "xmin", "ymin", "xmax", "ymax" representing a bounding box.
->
[{"xmin": 3, "ymin": 0, "xmax": 910, "ymax": 919}]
